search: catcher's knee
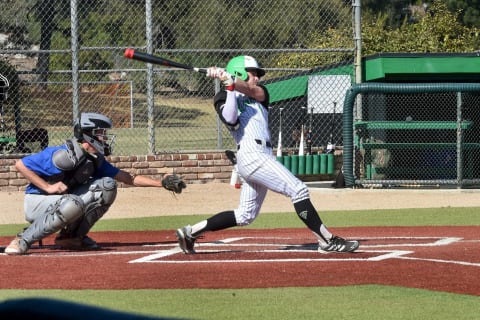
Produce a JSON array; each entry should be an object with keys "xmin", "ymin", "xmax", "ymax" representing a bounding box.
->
[
  {"xmin": 58, "ymin": 194, "xmax": 85, "ymax": 223},
  {"xmin": 89, "ymin": 177, "xmax": 118, "ymax": 205},
  {"xmin": 79, "ymin": 177, "xmax": 117, "ymax": 225},
  {"xmin": 82, "ymin": 203, "xmax": 109, "ymax": 231},
  {"xmin": 46, "ymin": 195, "xmax": 85, "ymax": 232}
]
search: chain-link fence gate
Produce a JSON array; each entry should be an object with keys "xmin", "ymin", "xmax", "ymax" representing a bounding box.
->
[
  {"xmin": 0, "ymin": 0, "xmax": 356, "ymax": 156},
  {"xmin": 343, "ymin": 82, "xmax": 480, "ymax": 188}
]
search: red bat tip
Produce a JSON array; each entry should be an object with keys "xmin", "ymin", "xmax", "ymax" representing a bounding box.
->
[{"xmin": 124, "ymin": 48, "xmax": 135, "ymax": 59}]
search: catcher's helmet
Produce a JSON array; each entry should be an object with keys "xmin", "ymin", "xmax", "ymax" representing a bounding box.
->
[
  {"xmin": 74, "ymin": 112, "xmax": 115, "ymax": 156},
  {"xmin": 226, "ymin": 56, "xmax": 265, "ymax": 81}
]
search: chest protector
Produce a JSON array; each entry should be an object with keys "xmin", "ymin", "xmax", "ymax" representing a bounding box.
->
[{"xmin": 51, "ymin": 139, "xmax": 104, "ymax": 189}]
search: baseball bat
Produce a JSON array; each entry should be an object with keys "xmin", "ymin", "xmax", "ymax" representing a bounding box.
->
[
  {"xmin": 124, "ymin": 48, "xmax": 207, "ymax": 74},
  {"xmin": 298, "ymin": 107, "xmax": 306, "ymax": 156},
  {"xmin": 276, "ymin": 108, "xmax": 283, "ymax": 157},
  {"xmin": 298, "ymin": 125, "xmax": 304, "ymax": 156},
  {"xmin": 326, "ymin": 101, "xmax": 337, "ymax": 153},
  {"xmin": 306, "ymin": 107, "xmax": 313, "ymax": 154}
]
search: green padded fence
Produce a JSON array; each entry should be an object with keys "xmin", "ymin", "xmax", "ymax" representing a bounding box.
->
[{"xmin": 277, "ymin": 154, "xmax": 335, "ymax": 176}]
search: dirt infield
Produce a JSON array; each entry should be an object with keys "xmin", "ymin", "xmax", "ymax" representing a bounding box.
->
[
  {"xmin": 1, "ymin": 226, "xmax": 479, "ymax": 296},
  {"xmin": 1, "ymin": 183, "xmax": 480, "ymax": 296}
]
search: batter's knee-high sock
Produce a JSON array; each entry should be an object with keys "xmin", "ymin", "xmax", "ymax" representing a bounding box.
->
[
  {"xmin": 293, "ymin": 199, "xmax": 333, "ymax": 243},
  {"xmin": 190, "ymin": 210, "xmax": 237, "ymax": 238}
]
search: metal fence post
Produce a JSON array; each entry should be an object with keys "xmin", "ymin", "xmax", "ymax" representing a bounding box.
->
[{"xmin": 70, "ymin": 0, "xmax": 80, "ymax": 123}]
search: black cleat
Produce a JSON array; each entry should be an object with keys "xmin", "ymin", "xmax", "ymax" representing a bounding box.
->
[{"xmin": 318, "ymin": 236, "xmax": 359, "ymax": 253}]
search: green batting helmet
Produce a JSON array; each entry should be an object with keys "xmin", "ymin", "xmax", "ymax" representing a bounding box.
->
[{"xmin": 226, "ymin": 56, "xmax": 265, "ymax": 81}]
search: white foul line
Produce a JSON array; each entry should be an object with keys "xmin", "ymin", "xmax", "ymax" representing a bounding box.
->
[
  {"xmin": 129, "ymin": 247, "xmax": 183, "ymax": 263},
  {"xmin": 127, "ymin": 236, "xmax": 477, "ymax": 265},
  {"xmin": 396, "ymin": 255, "xmax": 480, "ymax": 267}
]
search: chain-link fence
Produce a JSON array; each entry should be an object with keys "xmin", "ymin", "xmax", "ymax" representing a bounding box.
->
[
  {"xmin": 0, "ymin": 0, "xmax": 355, "ymax": 156},
  {"xmin": 343, "ymin": 83, "xmax": 480, "ymax": 188}
]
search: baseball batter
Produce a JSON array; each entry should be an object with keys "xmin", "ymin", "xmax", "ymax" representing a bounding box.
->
[
  {"xmin": 176, "ymin": 56, "xmax": 359, "ymax": 254},
  {"xmin": 4, "ymin": 112, "xmax": 185, "ymax": 255}
]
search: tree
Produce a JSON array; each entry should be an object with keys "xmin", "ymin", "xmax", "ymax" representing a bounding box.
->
[
  {"xmin": 270, "ymin": 0, "xmax": 480, "ymax": 70},
  {"xmin": 34, "ymin": 0, "xmax": 59, "ymax": 84},
  {"xmin": 362, "ymin": 0, "xmax": 480, "ymax": 28},
  {"xmin": 362, "ymin": 0, "xmax": 480, "ymax": 54},
  {"xmin": 0, "ymin": 0, "xmax": 35, "ymax": 49},
  {"xmin": 362, "ymin": 0, "xmax": 415, "ymax": 28},
  {"xmin": 444, "ymin": 0, "xmax": 480, "ymax": 27}
]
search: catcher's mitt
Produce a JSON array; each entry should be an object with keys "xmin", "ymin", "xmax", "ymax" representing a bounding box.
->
[{"xmin": 162, "ymin": 174, "xmax": 187, "ymax": 194}]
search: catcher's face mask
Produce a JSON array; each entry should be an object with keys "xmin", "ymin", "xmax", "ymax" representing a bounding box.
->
[
  {"xmin": 74, "ymin": 112, "xmax": 116, "ymax": 156},
  {"xmin": 86, "ymin": 128, "xmax": 116, "ymax": 156}
]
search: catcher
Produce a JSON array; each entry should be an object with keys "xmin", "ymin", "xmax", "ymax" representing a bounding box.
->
[{"xmin": 4, "ymin": 112, "xmax": 186, "ymax": 255}]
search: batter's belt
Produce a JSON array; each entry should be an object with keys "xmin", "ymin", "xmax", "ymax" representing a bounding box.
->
[{"xmin": 237, "ymin": 139, "xmax": 272, "ymax": 150}]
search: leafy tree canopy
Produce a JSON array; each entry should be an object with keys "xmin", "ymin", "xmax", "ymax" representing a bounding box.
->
[
  {"xmin": 443, "ymin": 0, "xmax": 480, "ymax": 27},
  {"xmin": 272, "ymin": 0, "xmax": 480, "ymax": 69},
  {"xmin": 362, "ymin": 0, "xmax": 480, "ymax": 54}
]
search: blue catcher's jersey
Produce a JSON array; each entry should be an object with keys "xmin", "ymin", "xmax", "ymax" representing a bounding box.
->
[{"xmin": 21, "ymin": 144, "xmax": 120, "ymax": 194}]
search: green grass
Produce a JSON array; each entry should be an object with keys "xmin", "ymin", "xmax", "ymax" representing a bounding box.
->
[
  {"xmin": 2, "ymin": 206, "xmax": 479, "ymax": 236},
  {"xmin": 1, "ymin": 207, "xmax": 479, "ymax": 319},
  {"xmin": 0, "ymin": 286, "xmax": 478, "ymax": 320}
]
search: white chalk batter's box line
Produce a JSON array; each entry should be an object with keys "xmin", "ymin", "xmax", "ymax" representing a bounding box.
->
[
  {"xmin": 127, "ymin": 236, "xmax": 480, "ymax": 267},
  {"xmin": 4, "ymin": 236, "xmax": 479, "ymax": 268}
]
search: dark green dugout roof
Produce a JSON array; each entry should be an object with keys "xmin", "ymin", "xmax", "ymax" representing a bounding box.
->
[
  {"xmin": 363, "ymin": 52, "xmax": 480, "ymax": 82},
  {"xmin": 264, "ymin": 63, "xmax": 354, "ymax": 104}
]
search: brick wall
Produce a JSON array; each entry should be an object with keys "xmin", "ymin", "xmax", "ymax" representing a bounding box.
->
[
  {"xmin": 0, "ymin": 158, "xmax": 25, "ymax": 191},
  {"xmin": 0, "ymin": 151, "xmax": 341, "ymax": 191},
  {"xmin": 108, "ymin": 152, "xmax": 236, "ymax": 188}
]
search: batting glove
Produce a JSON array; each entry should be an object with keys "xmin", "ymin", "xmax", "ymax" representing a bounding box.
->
[
  {"xmin": 219, "ymin": 70, "xmax": 235, "ymax": 91},
  {"xmin": 206, "ymin": 67, "xmax": 225, "ymax": 78}
]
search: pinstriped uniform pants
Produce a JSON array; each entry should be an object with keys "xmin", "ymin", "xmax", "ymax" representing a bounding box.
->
[{"xmin": 234, "ymin": 144, "xmax": 309, "ymax": 225}]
